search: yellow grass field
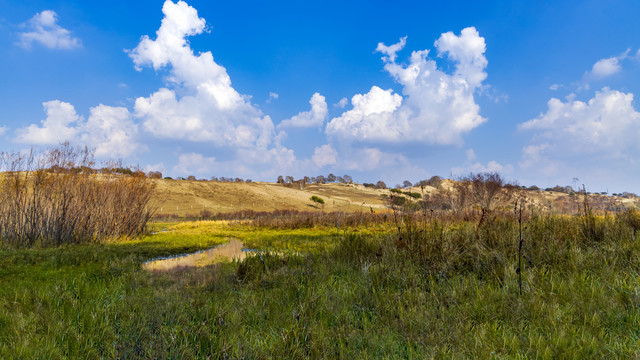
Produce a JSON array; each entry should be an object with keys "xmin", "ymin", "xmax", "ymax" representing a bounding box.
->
[{"xmin": 149, "ymin": 178, "xmax": 638, "ymax": 217}]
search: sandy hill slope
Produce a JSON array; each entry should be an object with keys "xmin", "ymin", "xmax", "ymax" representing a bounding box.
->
[
  {"xmin": 150, "ymin": 180, "xmax": 401, "ymax": 216},
  {"xmin": 149, "ymin": 179, "xmax": 638, "ymax": 217}
]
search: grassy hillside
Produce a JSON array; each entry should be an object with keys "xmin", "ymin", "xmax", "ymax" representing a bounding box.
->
[
  {"xmin": 150, "ymin": 180, "xmax": 395, "ymax": 216},
  {"xmin": 150, "ymin": 178, "xmax": 638, "ymax": 217}
]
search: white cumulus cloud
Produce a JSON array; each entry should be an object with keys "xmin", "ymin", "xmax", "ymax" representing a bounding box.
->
[
  {"xmin": 18, "ymin": 10, "xmax": 81, "ymax": 50},
  {"xmin": 590, "ymin": 57, "xmax": 622, "ymax": 79},
  {"xmin": 278, "ymin": 93, "xmax": 328, "ymax": 128},
  {"xmin": 519, "ymin": 87, "xmax": 640, "ymax": 156},
  {"xmin": 311, "ymin": 144, "xmax": 338, "ymax": 168},
  {"xmin": 326, "ymin": 27, "xmax": 487, "ymax": 145},
  {"xmin": 15, "ymin": 101, "xmax": 142, "ymax": 158},
  {"xmin": 15, "ymin": 100, "xmax": 80, "ymax": 144},
  {"xmin": 81, "ymin": 105, "xmax": 142, "ymax": 158},
  {"xmin": 129, "ymin": 0, "xmax": 274, "ymax": 149}
]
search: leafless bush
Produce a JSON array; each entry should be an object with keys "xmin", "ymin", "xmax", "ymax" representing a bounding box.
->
[{"xmin": 0, "ymin": 143, "xmax": 155, "ymax": 247}]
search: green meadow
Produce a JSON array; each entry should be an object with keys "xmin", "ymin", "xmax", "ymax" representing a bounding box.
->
[{"xmin": 1, "ymin": 214, "xmax": 640, "ymax": 359}]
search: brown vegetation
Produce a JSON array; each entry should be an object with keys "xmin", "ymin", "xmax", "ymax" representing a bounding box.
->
[{"xmin": 0, "ymin": 143, "xmax": 155, "ymax": 247}]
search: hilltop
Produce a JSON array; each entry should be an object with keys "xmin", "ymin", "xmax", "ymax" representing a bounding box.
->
[{"xmin": 149, "ymin": 178, "xmax": 638, "ymax": 217}]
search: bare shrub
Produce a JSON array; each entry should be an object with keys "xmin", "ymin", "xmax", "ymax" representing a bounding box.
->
[{"xmin": 0, "ymin": 143, "xmax": 156, "ymax": 247}]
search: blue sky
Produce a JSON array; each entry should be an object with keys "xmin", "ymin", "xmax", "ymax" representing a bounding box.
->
[{"xmin": 1, "ymin": 0, "xmax": 640, "ymax": 192}]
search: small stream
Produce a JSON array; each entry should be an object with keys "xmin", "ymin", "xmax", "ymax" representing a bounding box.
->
[{"xmin": 143, "ymin": 239, "xmax": 250, "ymax": 271}]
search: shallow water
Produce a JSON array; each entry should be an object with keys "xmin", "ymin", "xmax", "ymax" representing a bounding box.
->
[{"xmin": 143, "ymin": 239, "xmax": 247, "ymax": 271}]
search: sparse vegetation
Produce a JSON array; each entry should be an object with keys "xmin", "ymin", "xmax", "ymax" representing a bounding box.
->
[{"xmin": 0, "ymin": 143, "xmax": 155, "ymax": 247}]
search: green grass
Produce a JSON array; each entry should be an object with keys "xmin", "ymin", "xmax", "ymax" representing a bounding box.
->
[{"xmin": 1, "ymin": 216, "xmax": 640, "ymax": 358}]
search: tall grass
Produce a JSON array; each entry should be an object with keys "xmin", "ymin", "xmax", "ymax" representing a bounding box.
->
[{"xmin": 0, "ymin": 143, "xmax": 155, "ymax": 247}]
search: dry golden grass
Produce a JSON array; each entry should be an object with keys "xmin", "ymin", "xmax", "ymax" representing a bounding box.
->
[
  {"xmin": 150, "ymin": 178, "xmax": 639, "ymax": 218},
  {"xmin": 150, "ymin": 180, "xmax": 395, "ymax": 216}
]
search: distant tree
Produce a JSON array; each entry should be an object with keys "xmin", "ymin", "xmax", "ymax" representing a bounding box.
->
[
  {"xmin": 210, "ymin": 176, "xmax": 219, "ymax": 182},
  {"xmin": 303, "ymin": 176, "xmax": 310, "ymax": 184},
  {"xmin": 285, "ymin": 176, "xmax": 294, "ymax": 184},
  {"xmin": 343, "ymin": 175, "xmax": 353, "ymax": 184},
  {"xmin": 327, "ymin": 173, "xmax": 336, "ymax": 183},
  {"xmin": 310, "ymin": 195, "xmax": 325, "ymax": 210},
  {"xmin": 363, "ymin": 183, "xmax": 375, "ymax": 188},
  {"xmin": 187, "ymin": 175, "xmax": 196, "ymax": 181},
  {"xmin": 375, "ymin": 180, "xmax": 387, "ymax": 189},
  {"xmin": 310, "ymin": 177, "xmax": 317, "ymax": 184},
  {"xmin": 402, "ymin": 180, "xmax": 413, "ymax": 188},
  {"xmin": 337, "ymin": 176, "xmax": 344, "ymax": 183},
  {"xmin": 147, "ymin": 171, "xmax": 162, "ymax": 179},
  {"xmin": 164, "ymin": 176, "xmax": 173, "ymax": 180},
  {"xmin": 245, "ymin": 179, "xmax": 252, "ymax": 183},
  {"xmin": 234, "ymin": 178, "xmax": 243, "ymax": 183},
  {"xmin": 277, "ymin": 175, "xmax": 284, "ymax": 184},
  {"xmin": 316, "ymin": 175, "xmax": 326, "ymax": 184}
]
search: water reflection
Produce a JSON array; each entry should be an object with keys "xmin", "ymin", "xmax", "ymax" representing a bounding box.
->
[{"xmin": 143, "ymin": 239, "xmax": 247, "ymax": 271}]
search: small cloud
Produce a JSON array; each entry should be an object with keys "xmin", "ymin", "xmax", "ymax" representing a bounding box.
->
[
  {"xmin": 118, "ymin": 83, "xmax": 128, "ymax": 88},
  {"xmin": 0, "ymin": 126, "xmax": 7, "ymax": 136},
  {"xmin": 278, "ymin": 93, "xmax": 328, "ymax": 128},
  {"xmin": 15, "ymin": 100, "xmax": 80, "ymax": 144},
  {"xmin": 590, "ymin": 57, "xmax": 622, "ymax": 78},
  {"xmin": 266, "ymin": 92, "xmax": 279, "ymax": 103},
  {"xmin": 585, "ymin": 49, "xmax": 631, "ymax": 81},
  {"xmin": 549, "ymin": 84, "xmax": 562, "ymax": 91},
  {"xmin": 18, "ymin": 10, "xmax": 81, "ymax": 50},
  {"xmin": 334, "ymin": 97, "xmax": 348, "ymax": 108}
]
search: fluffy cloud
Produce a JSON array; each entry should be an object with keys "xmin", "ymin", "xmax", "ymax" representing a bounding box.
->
[
  {"xmin": 81, "ymin": 105, "xmax": 142, "ymax": 158},
  {"xmin": 278, "ymin": 93, "xmax": 328, "ymax": 128},
  {"xmin": 519, "ymin": 88, "xmax": 640, "ymax": 156},
  {"xmin": 15, "ymin": 100, "xmax": 80, "ymax": 144},
  {"xmin": 311, "ymin": 144, "xmax": 338, "ymax": 168},
  {"xmin": 129, "ymin": 0, "xmax": 274, "ymax": 149},
  {"xmin": 590, "ymin": 57, "xmax": 622, "ymax": 78},
  {"xmin": 0, "ymin": 126, "xmax": 9, "ymax": 137},
  {"xmin": 18, "ymin": 10, "xmax": 81, "ymax": 50},
  {"xmin": 326, "ymin": 27, "xmax": 487, "ymax": 145},
  {"xmin": 585, "ymin": 49, "xmax": 635, "ymax": 81},
  {"xmin": 15, "ymin": 101, "xmax": 142, "ymax": 158},
  {"xmin": 325, "ymin": 86, "xmax": 402, "ymax": 141}
]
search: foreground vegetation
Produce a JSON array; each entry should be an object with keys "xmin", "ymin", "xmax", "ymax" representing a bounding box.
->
[
  {"xmin": 1, "ymin": 207, "xmax": 640, "ymax": 358},
  {"xmin": 0, "ymin": 143, "xmax": 155, "ymax": 247}
]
